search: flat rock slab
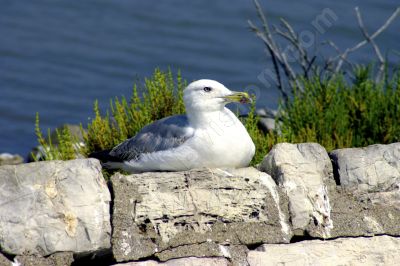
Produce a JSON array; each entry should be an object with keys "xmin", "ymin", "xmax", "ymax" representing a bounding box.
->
[
  {"xmin": 328, "ymin": 188, "xmax": 400, "ymax": 237},
  {"xmin": 0, "ymin": 253, "xmax": 11, "ymax": 265},
  {"xmin": 113, "ymin": 257, "xmax": 229, "ymax": 266},
  {"xmin": 13, "ymin": 252, "xmax": 74, "ymax": 266},
  {"xmin": 0, "ymin": 153, "xmax": 23, "ymax": 166},
  {"xmin": 330, "ymin": 143, "xmax": 400, "ymax": 192},
  {"xmin": 0, "ymin": 159, "xmax": 111, "ymax": 256},
  {"xmin": 247, "ymin": 235, "xmax": 400, "ymax": 266},
  {"xmin": 329, "ymin": 143, "xmax": 400, "ymax": 237},
  {"xmin": 111, "ymin": 167, "xmax": 291, "ymax": 262},
  {"xmin": 259, "ymin": 143, "xmax": 334, "ymax": 238}
]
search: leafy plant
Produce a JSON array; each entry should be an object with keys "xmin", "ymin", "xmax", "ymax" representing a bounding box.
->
[
  {"xmin": 33, "ymin": 113, "xmax": 77, "ymax": 161},
  {"xmin": 279, "ymin": 67, "xmax": 400, "ymax": 150},
  {"xmin": 82, "ymin": 68, "xmax": 186, "ymax": 155}
]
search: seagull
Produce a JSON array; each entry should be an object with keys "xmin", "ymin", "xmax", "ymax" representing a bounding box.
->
[{"xmin": 91, "ymin": 79, "xmax": 255, "ymax": 173}]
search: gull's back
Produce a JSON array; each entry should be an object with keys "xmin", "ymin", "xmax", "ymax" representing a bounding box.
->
[{"xmin": 108, "ymin": 115, "xmax": 194, "ymax": 162}]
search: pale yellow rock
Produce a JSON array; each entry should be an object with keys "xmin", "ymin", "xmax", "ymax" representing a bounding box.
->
[
  {"xmin": 45, "ymin": 179, "xmax": 58, "ymax": 198},
  {"xmin": 64, "ymin": 211, "xmax": 78, "ymax": 237},
  {"xmin": 248, "ymin": 235, "xmax": 400, "ymax": 266},
  {"xmin": 114, "ymin": 257, "xmax": 229, "ymax": 266}
]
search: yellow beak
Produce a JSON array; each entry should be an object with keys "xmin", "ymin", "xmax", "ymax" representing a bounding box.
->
[{"xmin": 223, "ymin": 91, "xmax": 252, "ymax": 104}]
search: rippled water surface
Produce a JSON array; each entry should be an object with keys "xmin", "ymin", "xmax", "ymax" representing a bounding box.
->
[{"xmin": 0, "ymin": 0, "xmax": 399, "ymax": 156}]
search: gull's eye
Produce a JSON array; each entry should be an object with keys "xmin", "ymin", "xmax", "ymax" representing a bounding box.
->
[{"xmin": 203, "ymin": 87, "xmax": 212, "ymax": 92}]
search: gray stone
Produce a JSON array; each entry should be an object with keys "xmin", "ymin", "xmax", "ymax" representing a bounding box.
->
[
  {"xmin": 14, "ymin": 252, "xmax": 74, "ymax": 266},
  {"xmin": 0, "ymin": 159, "xmax": 111, "ymax": 256},
  {"xmin": 247, "ymin": 235, "xmax": 400, "ymax": 266},
  {"xmin": 329, "ymin": 143, "xmax": 400, "ymax": 236},
  {"xmin": 259, "ymin": 143, "xmax": 334, "ymax": 238},
  {"xmin": 0, "ymin": 253, "xmax": 11, "ymax": 266},
  {"xmin": 255, "ymin": 108, "xmax": 278, "ymax": 133},
  {"xmin": 0, "ymin": 153, "xmax": 23, "ymax": 166},
  {"xmin": 111, "ymin": 167, "xmax": 291, "ymax": 262},
  {"xmin": 330, "ymin": 143, "xmax": 400, "ymax": 193},
  {"xmin": 258, "ymin": 117, "xmax": 275, "ymax": 132},
  {"xmin": 328, "ymin": 187, "xmax": 400, "ymax": 237},
  {"xmin": 112, "ymin": 257, "xmax": 229, "ymax": 266},
  {"xmin": 255, "ymin": 108, "xmax": 278, "ymax": 118}
]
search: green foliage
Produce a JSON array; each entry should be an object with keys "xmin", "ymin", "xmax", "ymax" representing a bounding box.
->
[
  {"xmin": 33, "ymin": 113, "xmax": 77, "ymax": 161},
  {"xmin": 279, "ymin": 67, "xmax": 400, "ymax": 150},
  {"xmin": 82, "ymin": 68, "xmax": 186, "ymax": 155}
]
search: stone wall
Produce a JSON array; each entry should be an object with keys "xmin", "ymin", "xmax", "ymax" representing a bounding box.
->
[{"xmin": 0, "ymin": 142, "xmax": 399, "ymax": 266}]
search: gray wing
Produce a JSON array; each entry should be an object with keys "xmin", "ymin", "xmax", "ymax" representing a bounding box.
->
[{"xmin": 109, "ymin": 115, "xmax": 194, "ymax": 161}]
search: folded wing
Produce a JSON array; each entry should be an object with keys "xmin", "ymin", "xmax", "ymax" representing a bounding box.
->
[{"xmin": 109, "ymin": 115, "xmax": 194, "ymax": 161}]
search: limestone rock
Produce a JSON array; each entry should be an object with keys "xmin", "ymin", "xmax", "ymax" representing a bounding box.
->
[
  {"xmin": 111, "ymin": 167, "xmax": 291, "ymax": 262},
  {"xmin": 329, "ymin": 143, "xmax": 400, "ymax": 233},
  {"xmin": 113, "ymin": 257, "xmax": 229, "ymax": 266},
  {"xmin": 328, "ymin": 187, "xmax": 400, "ymax": 237},
  {"xmin": 330, "ymin": 143, "xmax": 400, "ymax": 193},
  {"xmin": 14, "ymin": 252, "xmax": 74, "ymax": 266},
  {"xmin": 247, "ymin": 235, "xmax": 400, "ymax": 266},
  {"xmin": 0, "ymin": 153, "xmax": 23, "ymax": 166},
  {"xmin": 259, "ymin": 143, "xmax": 334, "ymax": 238},
  {"xmin": 0, "ymin": 253, "xmax": 11, "ymax": 266},
  {"xmin": 0, "ymin": 159, "xmax": 111, "ymax": 256},
  {"xmin": 258, "ymin": 118, "xmax": 275, "ymax": 133},
  {"xmin": 255, "ymin": 108, "xmax": 278, "ymax": 133}
]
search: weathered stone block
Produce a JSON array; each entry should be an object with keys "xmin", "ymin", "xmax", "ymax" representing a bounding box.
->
[
  {"xmin": 330, "ymin": 143, "xmax": 400, "ymax": 192},
  {"xmin": 247, "ymin": 235, "xmax": 400, "ymax": 266},
  {"xmin": 111, "ymin": 167, "xmax": 291, "ymax": 262},
  {"xmin": 0, "ymin": 159, "xmax": 111, "ymax": 256},
  {"xmin": 259, "ymin": 143, "xmax": 334, "ymax": 238},
  {"xmin": 112, "ymin": 257, "xmax": 229, "ymax": 266},
  {"xmin": 14, "ymin": 252, "xmax": 74, "ymax": 266}
]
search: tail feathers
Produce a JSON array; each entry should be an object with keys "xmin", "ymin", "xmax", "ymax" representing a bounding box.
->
[{"xmin": 88, "ymin": 149, "xmax": 123, "ymax": 163}]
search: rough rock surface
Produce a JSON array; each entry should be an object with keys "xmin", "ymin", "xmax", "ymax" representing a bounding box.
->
[
  {"xmin": 0, "ymin": 253, "xmax": 11, "ymax": 265},
  {"xmin": 0, "ymin": 153, "xmax": 23, "ymax": 166},
  {"xmin": 328, "ymin": 143, "xmax": 400, "ymax": 237},
  {"xmin": 259, "ymin": 143, "xmax": 334, "ymax": 238},
  {"xmin": 111, "ymin": 167, "xmax": 291, "ymax": 263},
  {"xmin": 247, "ymin": 235, "xmax": 400, "ymax": 266},
  {"xmin": 330, "ymin": 143, "xmax": 400, "ymax": 193},
  {"xmin": 113, "ymin": 257, "xmax": 229, "ymax": 266},
  {"xmin": 255, "ymin": 108, "xmax": 278, "ymax": 133},
  {"xmin": 328, "ymin": 187, "xmax": 400, "ymax": 237},
  {"xmin": 13, "ymin": 252, "xmax": 74, "ymax": 266},
  {"xmin": 0, "ymin": 159, "xmax": 111, "ymax": 256}
]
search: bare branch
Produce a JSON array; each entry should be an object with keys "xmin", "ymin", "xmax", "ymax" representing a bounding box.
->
[
  {"xmin": 335, "ymin": 7, "xmax": 400, "ymax": 75},
  {"xmin": 252, "ymin": 0, "xmax": 280, "ymax": 55},
  {"xmin": 274, "ymin": 25, "xmax": 309, "ymax": 74},
  {"xmin": 248, "ymin": 20, "xmax": 287, "ymax": 99},
  {"xmin": 249, "ymin": 0, "xmax": 398, "ymax": 102},
  {"xmin": 355, "ymin": 7, "xmax": 385, "ymax": 82}
]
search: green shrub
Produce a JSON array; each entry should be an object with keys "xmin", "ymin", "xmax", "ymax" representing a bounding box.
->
[
  {"xmin": 33, "ymin": 113, "xmax": 77, "ymax": 161},
  {"xmin": 82, "ymin": 68, "xmax": 186, "ymax": 155},
  {"xmin": 279, "ymin": 67, "xmax": 400, "ymax": 150}
]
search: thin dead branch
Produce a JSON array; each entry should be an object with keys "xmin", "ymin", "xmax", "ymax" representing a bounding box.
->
[{"xmin": 249, "ymin": 0, "xmax": 399, "ymax": 102}]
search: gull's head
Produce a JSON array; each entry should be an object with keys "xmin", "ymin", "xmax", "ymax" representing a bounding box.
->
[{"xmin": 183, "ymin": 79, "xmax": 251, "ymax": 113}]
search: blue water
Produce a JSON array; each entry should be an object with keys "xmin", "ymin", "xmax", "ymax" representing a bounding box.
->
[{"xmin": 0, "ymin": 0, "xmax": 399, "ymax": 156}]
